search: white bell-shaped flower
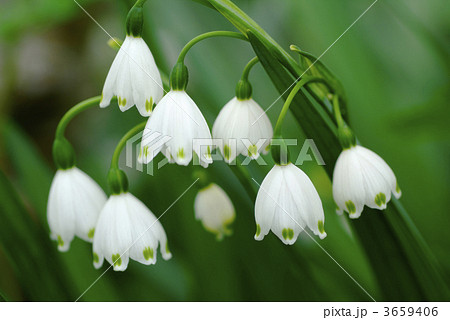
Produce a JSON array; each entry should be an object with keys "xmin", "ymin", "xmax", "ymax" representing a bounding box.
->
[
  {"xmin": 93, "ymin": 192, "xmax": 172, "ymax": 271},
  {"xmin": 47, "ymin": 167, "xmax": 107, "ymax": 251},
  {"xmin": 332, "ymin": 145, "xmax": 401, "ymax": 219},
  {"xmin": 212, "ymin": 97, "xmax": 273, "ymax": 163},
  {"xmin": 194, "ymin": 183, "xmax": 235, "ymax": 240},
  {"xmin": 100, "ymin": 35, "xmax": 163, "ymax": 117},
  {"xmin": 139, "ymin": 90, "xmax": 213, "ymax": 167},
  {"xmin": 255, "ymin": 163, "xmax": 326, "ymax": 245}
]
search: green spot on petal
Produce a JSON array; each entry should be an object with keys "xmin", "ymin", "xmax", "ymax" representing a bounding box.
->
[
  {"xmin": 255, "ymin": 224, "xmax": 261, "ymax": 237},
  {"xmin": 122, "ymin": 98, "xmax": 127, "ymax": 106},
  {"xmin": 396, "ymin": 182, "xmax": 401, "ymax": 194},
  {"xmin": 145, "ymin": 98, "xmax": 154, "ymax": 112},
  {"xmin": 143, "ymin": 146, "xmax": 149, "ymax": 157},
  {"xmin": 288, "ymin": 228, "xmax": 294, "ymax": 240},
  {"xmin": 223, "ymin": 144, "xmax": 231, "ymax": 160},
  {"xmin": 143, "ymin": 247, "xmax": 154, "ymax": 261},
  {"xmin": 112, "ymin": 254, "xmax": 122, "ymax": 267},
  {"xmin": 375, "ymin": 192, "xmax": 386, "ymax": 207},
  {"xmin": 248, "ymin": 144, "xmax": 258, "ymax": 157},
  {"xmin": 318, "ymin": 220, "xmax": 325, "ymax": 234},
  {"xmin": 345, "ymin": 200, "xmax": 356, "ymax": 214},
  {"xmin": 88, "ymin": 228, "xmax": 95, "ymax": 239},
  {"xmin": 93, "ymin": 253, "xmax": 99, "ymax": 264},
  {"xmin": 57, "ymin": 235, "xmax": 64, "ymax": 248},
  {"xmin": 282, "ymin": 228, "xmax": 294, "ymax": 240},
  {"xmin": 177, "ymin": 148, "xmax": 185, "ymax": 159},
  {"xmin": 165, "ymin": 242, "xmax": 171, "ymax": 254}
]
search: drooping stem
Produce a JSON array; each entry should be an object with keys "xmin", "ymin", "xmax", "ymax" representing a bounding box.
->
[
  {"xmin": 241, "ymin": 56, "xmax": 259, "ymax": 81},
  {"xmin": 177, "ymin": 31, "xmax": 248, "ymax": 63},
  {"xmin": 110, "ymin": 122, "xmax": 146, "ymax": 169},
  {"xmin": 332, "ymin": 95, "xmax": 345, "ymax": 128},
  {"xmin": 273, "ymin": 77, "xmax": 333, "ymax": 137},
  {"xmin": 55, "ymin": 96, "xmax": 105, "ymax": 139}
]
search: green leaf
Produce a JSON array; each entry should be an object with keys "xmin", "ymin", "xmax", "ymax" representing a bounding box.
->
[
  {"xmin": 0, "ymin": 169, "xmax": 75, "ymax": 301},
  {"xmin": 1, "ymin": 122, "xmax": 53, "ymax": 222},
  {"xmin": 201, "ymin": 0, "xmax": 450, "ymax": 301}
]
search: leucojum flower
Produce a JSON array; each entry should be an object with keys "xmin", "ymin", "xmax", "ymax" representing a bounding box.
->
[
  {"xmin": 333, "ymin": 145, "xmax": 401, "ymax": 219},
  {"xmin": 93, "ymin": 168, "xmax": 172, "ymax": 271},
  {"xmin": 47, "ymin": 138, "xmax": 107, "ymax": 251},
  {"xmin": 255, "ymin": 163, "xmax": 326, "ymax": 245},
  {"xmin": 139, "ymin": 62, "xmax": 213, "ymax": 167},
  {"xmin": 213, "ymin": 79, "xmax": 273, "ymax": 163},
  {"xmin": 194, "ymin": 183, "xmax": 235, "ymax": 240},
  {"xmin": 100, "ymin": 2, "xmax": 163, "ymax": 116},
  {"xmin": 331, "ymin": 93, "xmax": 401, "ymax": 219}
]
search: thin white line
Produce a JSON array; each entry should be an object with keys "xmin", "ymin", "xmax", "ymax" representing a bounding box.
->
[
  {"xmin": 251, "ymin": 178, "xmax": 377, "ymax": 302},
  {"xmin": 252, "ymin": 0, "xmax": 379, "ymax": 125},
  {"xmin": 72, "ymin": 0, "xmax": 200, "ymax": 126},
  {"xmin": 74, "ymin": 178, "xmax": 199, "ymax": 302}
]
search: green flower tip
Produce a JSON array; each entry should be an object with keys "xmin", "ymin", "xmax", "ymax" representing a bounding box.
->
[
  {"xmin": 165, "ymin": 242, "xmax": 171, "ymax": 254},
  {"xmin": 247, "ymin": 145, "xmax": 258, "ymax": 157},
  {"xmin": 177, "ymin": 148, "xmax": 185, "ymax": 159},
  {"xmin": 145, "ymin": 98, "xmax": 154, "ymax": 113},
  {"xmin": 223, "ymin": 144, "xmax": 231, "ymax": 161},
  {"xmin": 374, "ymin": 192, "xmax": 386, "ymax": 207},
  {"xmin": 282, "ymin": 228, "xmax": 294, "ymax": 240},
  {"xmin": 93, "ymin": 253, "xmax": 99, "ymax": 264},
  {"xmin": 345, "ymin": 200, "xmax": 356, "ymax": 214},
  {"xmin": 88, "ymin": 228, "xmax": 95, "ymax": 239},
  {"xmin": 318, "ymin": 220, "xmax": 325, "ymax": 234},
  {"xmin": 255, "ymin": 224, "xmax": 261, "ymax": 237},
  {"xmin": 396, "ymin": 182, "xmax": 401, "ymax": 194},
  {"xmin": 143, "ymin": 247, "xmax": 154, "ymax": 261},
  {"xmin": 112, "ymin": 254, "xmax": 122, "ymax": 267},
  {"xmin": 118, "ymin": 96, "xmax": 127, "ymax": 107},
  {"xmin": 57, "ymin": 235, "xmax": 64, "ymax": 248}
]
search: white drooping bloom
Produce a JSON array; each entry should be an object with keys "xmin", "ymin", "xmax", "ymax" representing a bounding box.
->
[
  {"xmin": 100, "ymin": 35, "xmax": 163, "ymax": 117},
  {"xmin": 255, "ymin": 163, "xmax": 326, "ymax": 245},
  {"xmin": 139, "ymin": 90, "xmax": 213, "ymax": 167},
  {"xmin": 194, "ymin": 183, "xmax": 235, "ymax": 240},
  {"xmin": 47, "ymin": 167, "xmax": 107, "ymax": 251},
  {"xmin": 93, "ymin": 192, "xmax": 171, "ymax": 271},
  {"xmin": 332, "ymin": 145, "xmax": 401, "ymax": 219},
  {"xmin": 212, "ymin": 97, "xmax": 273, "ymax": 163}
]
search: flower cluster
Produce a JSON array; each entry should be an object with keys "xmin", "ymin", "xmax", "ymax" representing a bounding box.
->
[{"xmin": 47, "ymin": 0, "xmax": 402, "ymax": 273}]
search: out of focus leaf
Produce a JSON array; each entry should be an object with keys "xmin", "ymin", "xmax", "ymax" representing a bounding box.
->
[
  {"xmin": 0, "ymin": 169, "xmax": 75, "ymax": 301},
  {"xmin": 200, "ymin": 0, "xmax": 450, "ymax": 301}
]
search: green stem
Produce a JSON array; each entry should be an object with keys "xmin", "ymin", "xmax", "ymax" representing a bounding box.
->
[
  {"xmin": 177, "ymin": 31, "xmax": 248, "ymax": 63},
  {"xmin": 55, "ymin": 96, "xmax": 105, "ymax": 139},
  {"xmin": 332, "ymin": 94, "xmax": 345, "ymax": 128},
  {"xmin": 274, "ymin": 76, "xmax": 332, "ymax": 137},
  {"xmin": 241, "ymin": 56, "xmax": 259, "ymax": 81},
  {"xmin": 111, "ymin": 122, "xmax": 146, "ymax": 169}
]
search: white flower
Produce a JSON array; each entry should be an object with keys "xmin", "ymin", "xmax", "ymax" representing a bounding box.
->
[
  {"xmin": 255, "ymin": 163, "xmax": 326, "ymax": 245},
  {"xmin": 47, "ymin": 167, "xmax": 107, "ymax": 251},
  {"xmin": 100, "ymin": 35, "xmax": 163, "ymax": 117},
  {"xmin": 93, "ymin": 192, "xmax": 171, "ymax": 271},
  {"xmin": 194, "ymin": 183, "xmax": 235, "ymax": 240},
  {"xmin": 139, "ymin": 90, "xmax": 213, "ymax": 167},
  {"xmin": 332, "ymin": 145, "xmax": 401, "ymax": 219},
  {"xmin": 212, "ymin": 97, "xmax": 273, "ymax": 163}
]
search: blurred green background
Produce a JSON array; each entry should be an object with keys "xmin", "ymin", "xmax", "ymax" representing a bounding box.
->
[{"xmin": 0, "ymin": 0, "xmax": 449, "ymax": 301}]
